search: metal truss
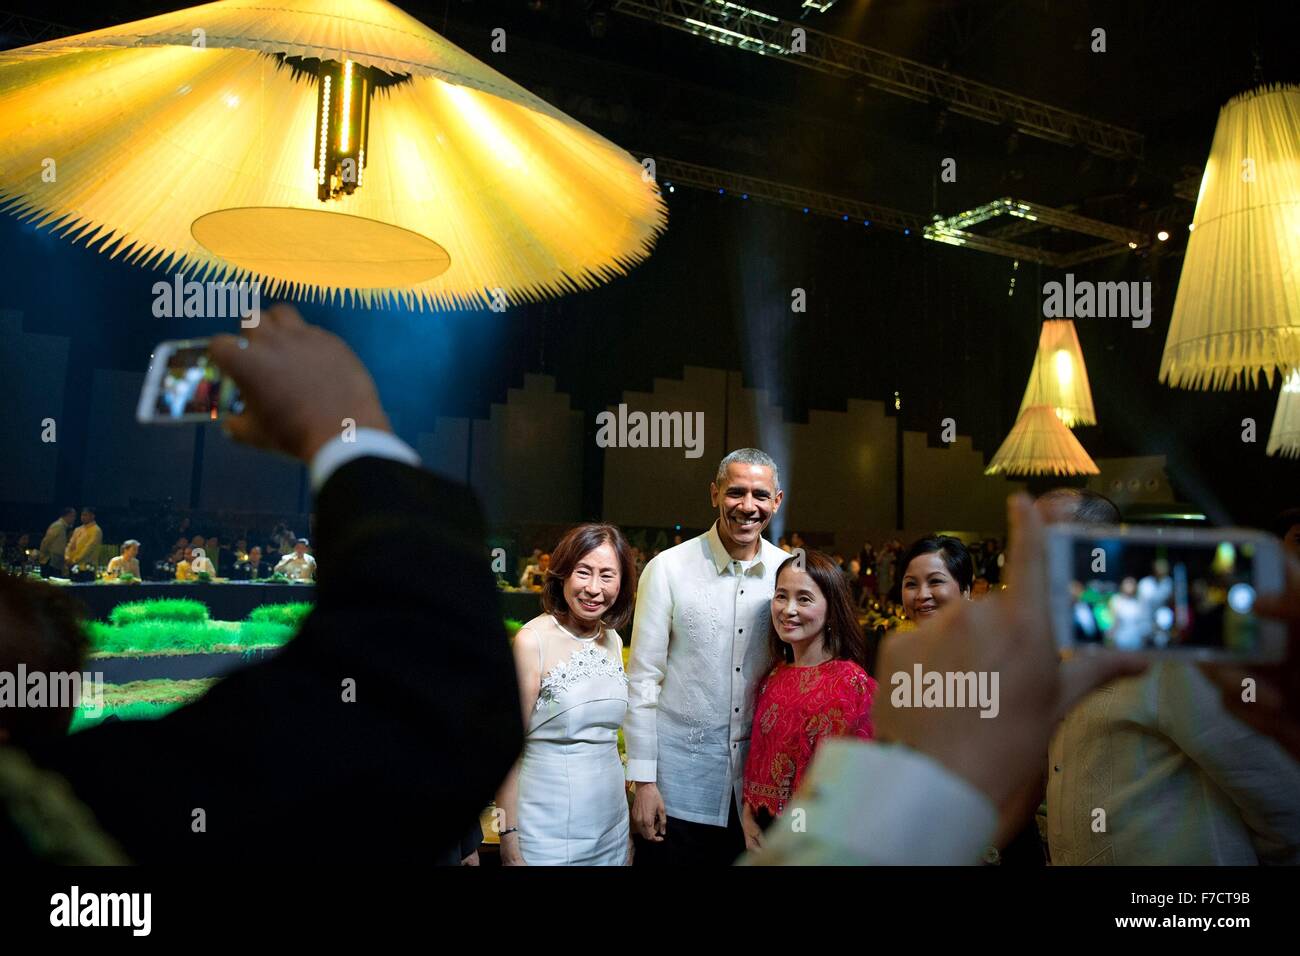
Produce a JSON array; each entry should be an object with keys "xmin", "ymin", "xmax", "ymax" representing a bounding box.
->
[
  {"xmin": 924, "ymin": 197, "xmax": 1147, "ymax": 268},
  {"xmin": 612, "ymin": 0, "xmax": 1144, "ymax": 160}
]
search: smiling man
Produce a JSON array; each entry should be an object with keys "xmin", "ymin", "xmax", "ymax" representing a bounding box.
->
[{"xmin": 625, "ymin": 448, "xmax": 786, "ymax": 865}]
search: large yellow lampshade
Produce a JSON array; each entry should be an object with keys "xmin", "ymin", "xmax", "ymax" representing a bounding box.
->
[
  {"xmin": 1160, "ymin": 84, "xmax": 1300, "ymax": 388},
  {"xmin": 1267, "ymin": 370, "xmax": 1300, "ymax": 458},
  {"xmin": 1017, "ymin": 319, "xmax": 1096, "ymax": 427},
  {"xmin": 0, "ymin": 0, "xmax": 667, "ymax": 308},
  {"xmin": 985, "ymin": 405, "xmax": 1099, "ymax": 477}
]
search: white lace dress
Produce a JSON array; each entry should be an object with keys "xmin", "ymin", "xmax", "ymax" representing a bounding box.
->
[{"xmin": 517, "ymin": 614, "xmax": 629, "ymax": 865}]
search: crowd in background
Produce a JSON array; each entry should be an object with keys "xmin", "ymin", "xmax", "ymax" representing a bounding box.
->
[{"xmin": 0, "ymin": 506, "xmax": 317, "ymax": 582}]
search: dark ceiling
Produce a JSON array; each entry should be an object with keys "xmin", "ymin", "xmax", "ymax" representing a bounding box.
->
[{"xmin": 1, "ymin": 0, "xmax": 1297, "ymax": 525}]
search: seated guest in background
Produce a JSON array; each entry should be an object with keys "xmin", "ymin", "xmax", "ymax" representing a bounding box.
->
[
  {"xmin": 3, "ymin": 533, "xmax": 31, "ymax": 569},
  {"xmin": 64, "ymin": 508, "xmax": 102, "ymax": 573},
  {"xmin": 104, "ymin": 540, "xmax": 141, "ymax": 580},
  {"xmin": 189, "ymin": 544, "xmax": 216, "ymax": 578},
  {"xmin": 233, "ymin": 538, "xmax": 249, "ymax": 563},
  {"xmin": 898, "ymin": 535, "xmax": 973, "ymax": 622},
  {"xmin": 741, "ymin": 550, "xmax": 875, "ymax": 853},
  {"xmin": 274, "ymin": 538, "xmax": 317, "ymax": 582},
  {"xmin": 243, "ymin": 545, "xmax": 269, "ymax": 580},
  {"xmin": 971, "ymin": 576, "xmax": 991, "ymax": 599},
  {"xmin": 205, "ymin": 536, "xmax": 228, "ymax": 576},
  {"xmin": 495, "ymin": 522, "xmax": 636, "ymax": 866},
  {"xmin": 37, "ymin": 507, "xmax": 76, "ymax": 577},
  {"xmin": 175, "ymin": 547, "xmax": 196, "ymax": 581},
  {"xmin": 518, "ymin": 552, "xmax": 550, "ymax": 589},
  {"xmin": 3, "ymin": 303, "xmax": 520, "ymax": 863}
]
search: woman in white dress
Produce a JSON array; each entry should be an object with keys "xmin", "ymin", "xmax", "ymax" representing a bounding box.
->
[{"xmin": 495, "ymin": 523, "xmax": 637, "ymax": 865}]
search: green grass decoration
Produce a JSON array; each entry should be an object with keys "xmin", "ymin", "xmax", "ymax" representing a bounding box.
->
[
  {"xmin": 86, "ymin": 619, "xmax": 294, "ymax": 656},
  {"xmin": 70, "ymin": 679, "xmax": 216, "ymax": 733},
  {"xmin": 108, "ymin": 598, "xmax": 210, "ymax": 626},
  {"xmin": 245, "ymin": 603, "xmax": 313, "ymax": 628}
]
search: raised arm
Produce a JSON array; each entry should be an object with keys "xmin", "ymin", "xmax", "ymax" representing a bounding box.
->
[{"xmin": 33, "ymin": 305, "xmax": 522, "ymax": 862}]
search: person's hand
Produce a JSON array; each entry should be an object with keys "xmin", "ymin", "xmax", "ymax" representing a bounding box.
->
[
  {"xmin": 631, "ymin": 782, "xmax": 667, "ymax": 842},
  {"xmin": 460, "ymin": 850, "xmax": 480, "ymax": 866},
  {"xmin": 499, "ymin": 832, "xmax": 527, "ymax": 866},
  {"xmin": 209, "ymin": 304, "xmax": 391, "ymax": 463},
  {"xmin": 1201, "ymin": 554, "xmax": 1300, "ymax": 761},
  {"xmin": 873, "ymin": 494, "xmax": 1147, "ymax": 811},
  {"xmin": 741, "ymin": 802, "xmax": 765, "ymax": 852}
]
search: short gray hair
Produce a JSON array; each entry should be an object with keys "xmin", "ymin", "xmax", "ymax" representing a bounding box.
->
[
  {"xmin": 715, "ymin": 448, "xmax": 781, "ymax": 493},
  {"xmin": 122, "ymin": 539, "xmax": 141, "ymax": 550}
]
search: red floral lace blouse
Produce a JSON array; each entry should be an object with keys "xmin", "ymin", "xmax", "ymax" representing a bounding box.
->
[{"xmin": 743, "ymin": 659, "xmax": 876, "ymax": 816}]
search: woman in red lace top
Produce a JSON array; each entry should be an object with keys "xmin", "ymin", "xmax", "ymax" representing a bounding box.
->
[{"xmin": 742, "ymin": 549, "xmax": 876, "ymax": 851}]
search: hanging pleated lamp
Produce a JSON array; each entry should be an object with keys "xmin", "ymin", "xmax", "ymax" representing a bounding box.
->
[
  {"xmin": 0, "ymin": 0, "xmax": 667, "ymax": 308},
  {"xmin": 1267, "ymin": 370, "xmax": 1300, "ymax": 458},
  {"xmin": 984, "ymin": 406, "xmax": 1099, "ymax": 477},
  {"xmin": 1160, "ymin": 84, "xmax": 1300, "ymax": 388},
  {"xmin": 1017, "ymin": 319, "xmax": 1096, "ymax": 427}
]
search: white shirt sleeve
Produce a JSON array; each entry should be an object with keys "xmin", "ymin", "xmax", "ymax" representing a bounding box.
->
[
  {"xmin": 742, "ymin": 738, "xmax": 998, "ymax": 865},
  {"xmin": 309, "ymin": 427, "xmax": 421, "ymax": 491},
  {"xmin": 623, "ymin": 555, "xmax": 674, "ymax": 783}
]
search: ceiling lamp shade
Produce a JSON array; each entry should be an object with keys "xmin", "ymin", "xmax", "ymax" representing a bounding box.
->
[
  {"xmin": 1267, "ymin": 370, "xmax": 1300, "ymax": 458},
  {"xmin": 984, "ymin": 405, "xmax": 1100, "ymax": 477},
  {"xmin": 1017, "ymin": 319, "xmax": 1096, "ymax": 427},
  {"xmin": 0, "ymin": 0, "xmax": 667, "ymax": 308},
  {"xmin": 1159, "ymin": 84, "xmax": 1300, "ymax": 388}
]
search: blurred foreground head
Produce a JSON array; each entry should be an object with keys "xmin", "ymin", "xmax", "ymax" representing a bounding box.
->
[{"xmin": 0, "ymin": 573, "xmax": 89, "ymax": 746}]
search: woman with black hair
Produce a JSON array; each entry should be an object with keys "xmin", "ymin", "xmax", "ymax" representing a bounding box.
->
[
  {"xmin": 898, "ymin": 535, "xmax": 974, "ymax": 622},
  {"xmin": 740, "ymin": 550, "xmax": 876, "ymax": 851}
]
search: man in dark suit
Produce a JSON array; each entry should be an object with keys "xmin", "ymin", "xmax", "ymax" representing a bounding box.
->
[{"xmin": 3, "ymin": 305, "xmax": 522, "ymax": 862}]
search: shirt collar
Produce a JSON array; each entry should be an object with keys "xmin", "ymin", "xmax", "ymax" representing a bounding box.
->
[{"xmin": 705, "ymin": 521, "xmax": 770, "ymax": 577}]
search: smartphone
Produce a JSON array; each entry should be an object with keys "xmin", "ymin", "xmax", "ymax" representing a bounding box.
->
[
  {"xmin": 1046, "ymin": 524, "xmax": 1287, "ymax": 661},
  {"xmin": 137, "ymin": 338, "xmax": 244, "ymax": 424}
]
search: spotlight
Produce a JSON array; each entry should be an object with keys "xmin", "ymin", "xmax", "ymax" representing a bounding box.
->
[
  {"xmin": 1157, "ymin": 230, "xmax": 1169, "ymax": 242},
  {"xmin": 742, "ymin": 193, "xmax": 748, "ymax": 200},
  {"xmin": 803, "ymin": 207, "xmax": 809, "ymax": 214},
  {"xmin": 1128, "ymin": 241, "xmax": 1138, "ymax": 250},
  {"xmin": 904, "ymin": 228, "xmax": 910, "ymax": 236}
]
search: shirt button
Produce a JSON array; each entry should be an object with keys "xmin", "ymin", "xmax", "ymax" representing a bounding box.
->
[
  {"xmin": 738, "ymin": 628, "xmax": 743, "ymax": 633},
  {"xmin": 1053, "ymin": 766, "xmax": 1061, "ymax": 772},
  {"xmin": 735, "ymin": 667, "xmax": 741, "ymax": 672},
  {"xmin": 734, "ymin": 707, "xmax": 740, "ymax": 713}
]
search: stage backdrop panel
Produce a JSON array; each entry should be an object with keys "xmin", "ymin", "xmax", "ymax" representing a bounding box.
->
[
  {"xmin": 199, "ymin": 424, "xmax": 304, "ymax": 514},
  {"xmin": 417, "ymin": 416, "xmax": 471, "ymax": 485},
  {"xmin": 0, "ymin": 310, "xmax": 69, "ymax": 503},
  {"xmin": 82, "ymin": 369, "xmax": 195, "ymax": 509},
  {"xmin": 468, "ymin": 374, "xmax": 584, "ymax": 526}
]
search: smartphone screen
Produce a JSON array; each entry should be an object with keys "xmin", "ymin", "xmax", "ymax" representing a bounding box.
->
[
  {"xmin": 1050, "ymin": 526, "xmax": 1285, "ymax": 660},
  {"xmin": 137, "ymin": 339, "xmax": 244, "ymax": 424}
]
